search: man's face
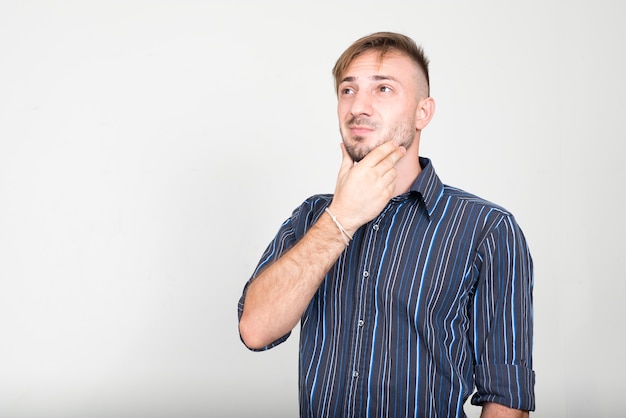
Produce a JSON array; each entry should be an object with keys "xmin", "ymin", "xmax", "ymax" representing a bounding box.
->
[{"xmin": 337, "ymin": 50, "xmax": 422, "ymax": 162}]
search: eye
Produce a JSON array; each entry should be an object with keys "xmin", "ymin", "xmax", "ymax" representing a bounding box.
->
[
  {"xmin": 379, "ymin": 85, "xmax": 392, "ymax": 93},
  {"xmin": 340, "ymin": 87, "xmax": 355, "ymax": 95}
]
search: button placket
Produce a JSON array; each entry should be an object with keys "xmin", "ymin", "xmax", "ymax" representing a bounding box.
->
[{"xmin": 348, "ymin": 214, "xmax": 387, "ymax": 405}]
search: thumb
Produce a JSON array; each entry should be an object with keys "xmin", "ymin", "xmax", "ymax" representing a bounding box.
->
[{"xmin": 337, "ymin": 143, "xmax": 354, "ymax": 178}]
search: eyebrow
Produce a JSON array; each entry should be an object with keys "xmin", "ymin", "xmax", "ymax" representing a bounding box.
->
[{"xmin": 339, "ymin": 75, "xmax": 399, "ymax": 84}]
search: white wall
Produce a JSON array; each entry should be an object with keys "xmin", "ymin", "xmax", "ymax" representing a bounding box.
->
[{"xmin": 1, "ymin": 1, "xmax": 624, "ymax": 417}]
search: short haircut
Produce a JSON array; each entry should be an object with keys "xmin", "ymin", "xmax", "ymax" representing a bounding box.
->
[{"xmin": 332, "ymin": 32, "xmax": 430, "ymax": 96}]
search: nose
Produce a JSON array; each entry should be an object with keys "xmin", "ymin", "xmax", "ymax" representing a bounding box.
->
[{"xmin": 350, "ymin": 90, "xmax": 374, "ymax": 117}]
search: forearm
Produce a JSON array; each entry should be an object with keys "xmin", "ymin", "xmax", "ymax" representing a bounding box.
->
[
  {"xmin": 480, "ymin": 403, "xmax": 529, "ymax": 418},
  {"xmin": 240, "ymin": 141, "xmax": 407, "ymax": 350},
  {"xmin": 239, "ymin": 212, "xmax": 348, "ymax": 349}
]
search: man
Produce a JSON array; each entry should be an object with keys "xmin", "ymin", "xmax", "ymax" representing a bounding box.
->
[{"xmin": 238, "ymin": 32, "xmax": 535, "ymax": 417}]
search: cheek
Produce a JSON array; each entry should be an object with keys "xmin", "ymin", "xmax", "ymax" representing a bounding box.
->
[{"xmin": 337, "ymin": 103, "xmax": 350, "ymax": 120}]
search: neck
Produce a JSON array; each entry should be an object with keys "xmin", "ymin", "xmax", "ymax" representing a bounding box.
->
[{"xmin": 392, "ymin": 139, "xmax": 421, "ymax": 197}]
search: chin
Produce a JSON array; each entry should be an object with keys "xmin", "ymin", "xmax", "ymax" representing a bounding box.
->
[
  {"xmin": 342, "ymin": 133, "xmax": 386, "ymax": 162},
  {"xmin": 345, "ymin": 142, "xmax": 373, "ymax": 162}
]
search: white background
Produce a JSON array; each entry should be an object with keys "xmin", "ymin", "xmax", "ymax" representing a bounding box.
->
[{"xmin": 1, "ymin": 1, "xmax": 624, "ymax": 417}]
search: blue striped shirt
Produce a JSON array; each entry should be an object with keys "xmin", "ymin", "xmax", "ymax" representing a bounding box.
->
[{"xmin": 239, "ymin": 158, "xmax": 535, "ymax": 417}]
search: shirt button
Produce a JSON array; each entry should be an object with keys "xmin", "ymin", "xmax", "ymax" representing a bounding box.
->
[
  {"xmin": 373, "ymin": 224, "xmax": 379, "ymax": 231},
  {"xmin": 363, "ymin": 270, "xmax": 369, "ymax": 278},
  {"xmin": 358, "ymin": 320, "xmax": 364, "ymax": 327},
  {"xmin": 352, "ymin": 371, "xmax": 359, "ymax": 378}
]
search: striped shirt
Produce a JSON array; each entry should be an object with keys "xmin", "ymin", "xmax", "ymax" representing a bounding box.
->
[{"xmin": 239, "ymin": 158, "xmax": 535, "ymax": 417}]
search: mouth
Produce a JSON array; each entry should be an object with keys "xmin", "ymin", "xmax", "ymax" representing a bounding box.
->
[
  {"xmin": 346, "ymin": 116, "xmax": 377, "ymax": 137},
  {"xmin": 349, "ymin": 126, "xmax": 375, "ymax": 136}
]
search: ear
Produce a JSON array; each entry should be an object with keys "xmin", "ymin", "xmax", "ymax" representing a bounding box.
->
[{"xmin": 415, "ymin": 96, "xmax": 435, "ymax": 131}]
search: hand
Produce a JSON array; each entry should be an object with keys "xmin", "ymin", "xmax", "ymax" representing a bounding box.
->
[{"xmin": 329, "ymin": 141, "xmax": 406, "ymax": 234}]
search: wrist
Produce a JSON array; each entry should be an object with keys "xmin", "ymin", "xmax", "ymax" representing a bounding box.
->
[
  {"xmin": 326, "ymin": 203, "xmax": 362, "ymax": 237},
  {"xmin": 324, "ymin": 207, "xmax": 352, "ymax": 246}
]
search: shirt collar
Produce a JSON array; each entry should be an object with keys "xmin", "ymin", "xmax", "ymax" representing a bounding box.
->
[{"xmin": 406, "ymin": 157, "xmax": 445, "ymax": 219}]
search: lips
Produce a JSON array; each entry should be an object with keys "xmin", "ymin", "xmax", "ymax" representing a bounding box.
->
[
  {"xmin": 349, "ymin": 126, "xmax": 374, "ymax": 136},
  {"xmin": 347, "ymin": 119, "xmax": 376, "ymax": 133}
]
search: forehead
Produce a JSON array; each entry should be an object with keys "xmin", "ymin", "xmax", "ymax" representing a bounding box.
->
[{"xmin": 340, "ymin": 50, "xmax": 419, "ymax": 83}]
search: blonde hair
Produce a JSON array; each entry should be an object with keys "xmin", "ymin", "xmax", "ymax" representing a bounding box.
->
[{"xmin": 332, "ymin": 32, "xmax": 430, "ymax": 96}]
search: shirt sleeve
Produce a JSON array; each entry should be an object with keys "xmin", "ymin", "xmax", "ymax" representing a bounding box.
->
[
  {"xmin": 237, "ymin": 197, "xmax": 327, "ymax": 352},
  {"xmin": 470, "ymin": 213, "xmax": 535, "ymax": 411},
  {"xmin": 237, "ymin": 214, "xmax": 298, "ymax": 351}
]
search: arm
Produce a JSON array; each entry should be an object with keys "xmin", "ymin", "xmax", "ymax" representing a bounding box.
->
[
  {"xmin": 471, "ymin": 214, "xmax": 535, "ymax": 410},
  {"xmin": 239, "ymin": 142, "xmax": 406, "ymax": 349},
  {"xmin": 238, "ymin": 210, "xmax": 350, "ymax": 349},
  {"xmin": 481, "ymin": 402, "xmax": 529, "ymax": 418}
]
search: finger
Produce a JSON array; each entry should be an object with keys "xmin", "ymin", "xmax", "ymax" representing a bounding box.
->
[
  {"xmin": 375, "ymin": 146, "xmax": 407, "ymax": 175},
  {"xmin": 360, "ymin": 141, "xmax": 401, "ymax": 166},
  {"xmin": 380, "ymin": 164, "xmax": 398, "ymax": 185}
]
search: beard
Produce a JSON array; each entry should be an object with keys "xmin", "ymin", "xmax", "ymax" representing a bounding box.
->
[{"xmin": 341, "ymin": 115, "xmax": 417, "ymax": 162}]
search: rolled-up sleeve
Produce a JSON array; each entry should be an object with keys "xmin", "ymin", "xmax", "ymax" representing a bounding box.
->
[
  {"xmin": 237, "ymin": 213, "xmax": 297, "ymax": 351},
  {"xmin": 237, "ymin": 198, "xmax": 326, "ymax": 352},
  {"xmin": 470, "ymin": 214, "xmax": 535, "ymax": 410}
]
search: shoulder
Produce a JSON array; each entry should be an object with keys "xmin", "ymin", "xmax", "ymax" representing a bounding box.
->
[
  {"xmin": 443, "ymin": 185, "xmax": 512, "ymax": 215},
  {"xmin": 293, "ymin": 194, "xmax": 333, "ymax": 217},
  {"xmin": 299, "ymin": 193, "xmax": 334, "ymax": 209},
  {"xmin": 439, "ymin": 185, "xmax": 521, "ymax": 233},
  {"xmin": 285, "ymin": 194, "xmax": 333, "ymax": 233},
  {"xmin": 442, "ymin": 186, "xmax": 532, "ymax": 259}
]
